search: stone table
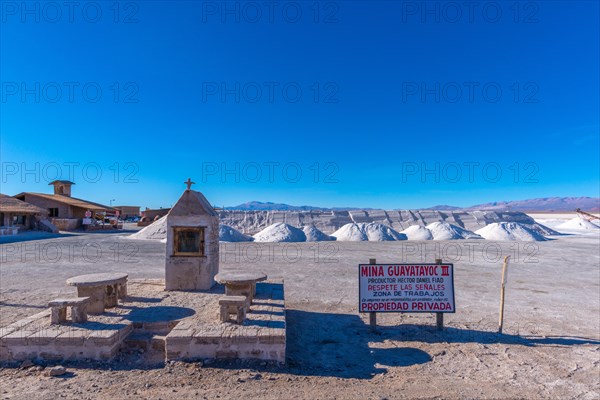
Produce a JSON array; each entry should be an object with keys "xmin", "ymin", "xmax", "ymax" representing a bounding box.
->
[
  {"xmin": 66, "ymin": 272, "xmax": 128, "ymax": 313},
  {"xmin": 214, "ymin": 271, "xmax": 267, "ymax": 308}
]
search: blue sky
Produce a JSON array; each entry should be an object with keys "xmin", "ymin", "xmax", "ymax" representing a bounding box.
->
[{"xmin": 1, "ymin": 1, "xmax": 599, "ymax": 209}]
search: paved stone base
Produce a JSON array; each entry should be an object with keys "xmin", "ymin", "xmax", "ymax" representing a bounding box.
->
[
  {"xmin": 0, "ymin": 309, "xmax": 133, "ymax": 362},
  {"xmin": 166, "ymin": 282, "xmax": 286, "ymax": 363},
  {"xmin": 1, "ymin": 280, "xmax": 286, "ymax": 364}
]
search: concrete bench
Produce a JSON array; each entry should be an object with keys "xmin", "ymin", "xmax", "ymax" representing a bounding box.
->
[
  {"xmin": 49, "ymin": 297, "xmax": 90, "ymax": 324},
  {"xmin": 66, "ymin": 273, "xmax": 128, "ymax": 313},
  {"xmin": 214, "ymin": 272, "xmax": 267, "ymax": 311},
  {"xmin": 219, "ymin": 296, "xmax": 247, "ymax": 324}
]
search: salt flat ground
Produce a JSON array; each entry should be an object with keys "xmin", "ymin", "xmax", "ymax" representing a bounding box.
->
[
  {"xmin": 529, "ymin": 213, "xmax": 600, "ymax": 234},
  {"xmin": 0, "ymin": 230, "xmax": 599, "ymax": 399}
]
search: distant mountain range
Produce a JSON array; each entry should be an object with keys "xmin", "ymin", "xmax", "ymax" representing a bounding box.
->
[
  {"xmin": 424, "ymin": 205, "xmax": 463, "ymax": 211},
  {"xmin": 225, "ymin": 201, "xmax": 321, "ymax": 211},
  {"xmin": 462, "ymin": 197, "xmax": 600, "ymax": 212},
  {"xmin": 224, "ymin": 201, "xmax": 374, "ymax": 211},
  {"xmin": 226, "ymin": 197, "xmax": 600, "ymax": 212}
]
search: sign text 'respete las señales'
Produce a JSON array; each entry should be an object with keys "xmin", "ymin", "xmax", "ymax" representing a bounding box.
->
[{"xmin": 359, "ymin": 264, "xmax": 455, "ymax": 313}]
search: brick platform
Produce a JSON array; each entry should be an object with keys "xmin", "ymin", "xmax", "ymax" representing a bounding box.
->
[
  {"xmin": 0, "ymin": 309, "xmax": 133, "ymax": 362},
  {"xmin": 1, "ymin": 280, "xmax": 286, "ymax": 364},
  {"xmin": 166, "ymin": 282, "xmax": 285, "ymax": 363}
]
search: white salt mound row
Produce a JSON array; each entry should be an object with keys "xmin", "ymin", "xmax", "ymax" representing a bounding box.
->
[
  {"xmin": 130, "ymin": 218, "xmax": 254, "ymax": 243},
  {"xmin": 303, "ymin": 225, "xmax": 335, "ymax": 241},
  {"xmin": 219, "ymin": 225, "xmax": 254, "ymax": 242},
  {"xmin": 401, "ymin": 225, "xmax": 433, "ymax": 240},
  {"xmin": 332, "ymin": 223, "xmax": 367, "ymax": 241},
  {"xmin": 556, "ymin": 217, "xmax": 600, "ymax": 231},
  {"xmin": 332, "ymin": 223, "xmax": 406, "ymax": 241},
  {"xmin": 253, "ymin": 223, "xmax": 307, "ymax": 242},
  {"xmin": 129, "ymin": 215, "xmax": 167, "ymax": 240},
  {"xmin": 475, "ymin": 222, "xmax": 547, "ymax": 241},
  {"xmin": 364, "ymin": 223, "xmax": 407, "ymax": 241},
  {"xmin": 426, "ymin": 221, "xmax": 481, "ymax": 240}
]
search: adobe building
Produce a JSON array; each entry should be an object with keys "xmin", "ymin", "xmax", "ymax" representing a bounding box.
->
[
  {"xmin": 137, "ymin": 207, "xmax": 171, "ymax": 226},
  {"xmin": 0, "ymin": 194, "xmax": 56, "ymax": 234},
  {"xmin": 14, "ymin": 180, "xmax": 114, "ymax": 231},
  {"xmin": 114, "ymin": 205, "xmax": 141, "ymax": 219},
  {"xmin": 165, "ymin": 179, "xmax": 219, "ymax": 291},
  {"xmin": 143, "ymin": 208, "xmax": 171, "ymax": 220}
]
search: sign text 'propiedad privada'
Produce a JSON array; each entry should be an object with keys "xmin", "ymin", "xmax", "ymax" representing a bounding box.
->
[{"xmin": 359, "ymin": 264, "xmax": 455, "ymax": 313}]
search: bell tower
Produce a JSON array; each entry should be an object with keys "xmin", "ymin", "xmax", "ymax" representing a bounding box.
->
[{"xmin": 49, "ymin": 180, "xmax": 75, "ymax": 197}]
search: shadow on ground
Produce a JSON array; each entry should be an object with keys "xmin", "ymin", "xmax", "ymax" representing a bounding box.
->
[
  {"xmin": 377, "ymin": 323, "xmax": 600, "ymax": 347},
  {"xmin": 4, "ymin": 307, "xmax": 598, "ymax": 376},
  {"xmin": 285, "ymin": 310, "xmax": 600, "ymax": 379},
  {"xmin": 117, "ymin": 305, "xmax": 196, "ymax": 323},
  {"xmin": 73, "ymin": 229, "xmax": 140, "ymax": 235},
  {"xmin": 286, "ymin": 310, "xmax": 431, "ymax": 379},
  {"xmin": 0, "ymin": 302, "xmax": 47, "ymax": 310},
  {"xmin": 0, "ymin": 232, "xmax": 77, "ymax": 244}
]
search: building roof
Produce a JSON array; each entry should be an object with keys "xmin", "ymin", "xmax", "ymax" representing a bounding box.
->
[
  {"xmin": 0, "ymin": 194, "xmax": 48, "ymax": 214},
  {"xmin": 169, "ymin": 190, "xmax": 218, "ymax": 217},
  {"xmin": 13, "ymin": 192, "xmax": 114, "ymax": 212},
  {"xmin": 48, "ymin": 180, "xmax": 75, "ymax": 185},
  {"xmin": 190, "ymin": 190, "xmax": 218, "ymax": 216}
]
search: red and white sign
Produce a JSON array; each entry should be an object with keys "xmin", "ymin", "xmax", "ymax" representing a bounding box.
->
[
  {"xmin": 359, "ymin": 263, "xmax": 455, "ymax": 313},
  {"xmin": 84, "ymin": 210, "xmax": 92, "ymax": 218}
]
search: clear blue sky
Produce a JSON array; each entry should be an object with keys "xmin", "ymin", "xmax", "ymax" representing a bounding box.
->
[{"xmin": 1, "ymin": 1, "xmax": 598, "ymax": 209}]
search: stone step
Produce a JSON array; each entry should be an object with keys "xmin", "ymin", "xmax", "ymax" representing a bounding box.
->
[
  {"xmin": 131, "ymin": 320, "xmax": 178, "ymax": 334},
  {"xmin": 150, "ymin": 335, "xmax": 166, "ymax": 352},
  {"xmin": 124, "ymin": 332, "xmax": 167, "ymax": 351},
  {"xmin": 123, "ymin": 332, "xmax": 153, "ymax": 351}
]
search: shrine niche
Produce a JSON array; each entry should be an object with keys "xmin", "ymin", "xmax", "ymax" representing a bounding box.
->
[{"xmin": 164, "ymin": 179, "xmax": 219, "ymax": 291}]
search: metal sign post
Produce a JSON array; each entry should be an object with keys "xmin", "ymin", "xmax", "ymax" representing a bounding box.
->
[
  {"xmin": 369, "ymin": 258, "xmax": 377, "ymax": 332},
  {"xmin": 435, "ymin": 258, "xmax": 444, "ymax": 331}
]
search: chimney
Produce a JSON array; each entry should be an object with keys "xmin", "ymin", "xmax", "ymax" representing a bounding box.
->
[{"xmin": 49, "ymin": 180, "xmax": 75, "ymax": 197}]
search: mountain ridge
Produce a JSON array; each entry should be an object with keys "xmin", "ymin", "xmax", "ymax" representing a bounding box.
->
[{"xmin": 225, "ymin": 197, "xmax": 600, "ymax": 212}]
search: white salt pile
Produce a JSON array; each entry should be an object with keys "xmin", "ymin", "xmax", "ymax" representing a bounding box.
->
[
  {"xmin": 129, "ymin": 218, "xmax": 254, "ymax": 243},
  {"xmin": 401, "ymin": 225, "xmax": 433, "ymax": 240},
  {"xmin": 364, "ymin": 223, "xmax": 407, "ymax": 241},
  {"xmin": 331, "ymin": 223, "xmax": 367, "ymax": 241},
  {"xmin": 556, "ymin": 217, "xmax": 600, "ymax": 231},
  {"xmin": 128, "ymin": 216, "xmax": 167, "ymax": 240},
  {"xmin": 219, "ymin": 225, "xmax": 254, "ymax": 242},
  {"xmin": 475, "ymin": 222, "xmax": 547, "ymax": 241},
  {"xmin": 426, "ymin": 221, "xmax": 481, "ymax": 240},
  {"xmin": 253, "ymin": 223, "xmax": 307, "ymax": 242},
  {"xmin": 332, "ymin": 223, "xmax": 406, "ymax": 241},
  {"xmin": 303, "ymin": 225, "xmax": 335, "ymax": 241}
]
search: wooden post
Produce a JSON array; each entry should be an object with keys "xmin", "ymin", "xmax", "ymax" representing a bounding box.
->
[
  {"xmin": 498, "ymin": 255, "xmax": 510, "ymax": 334},
  {"xmin": 435, "ymin": 258, "xmax": 444, "ymax": 330},
  {"xmin": 369, "ymin": 258, "xmax": 377, "ymax": 332}
]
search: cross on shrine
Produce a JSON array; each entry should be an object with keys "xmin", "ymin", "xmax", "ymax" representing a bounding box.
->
[{"xmin": 184, "ymin": 178, "xmax": 195, "ymax": 190}]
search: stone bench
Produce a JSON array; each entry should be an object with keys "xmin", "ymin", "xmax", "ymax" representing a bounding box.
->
[
  {"xmin": 49, "ymin": 297, "xmax": 90, "ymax": 324},
  {"xmin": 66, "ymin": 273, "xmax": 128, "ymax": 313},
  {"xmin": 219, "ymin": 296, "xmax": 247, "ymax": 324},
  {"xmin": 214, "ymin": 272, "xmax": 267, "ymax": 311}
]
